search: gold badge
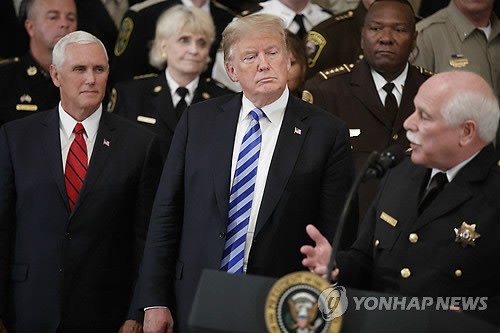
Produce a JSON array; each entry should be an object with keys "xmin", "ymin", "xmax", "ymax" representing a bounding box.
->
[
  {"xmin": 380, "ymin": 211, "xmax": 398, "ymax": 227},
  {"xmin": 137, "ymin": 115, "xmax": 156, "ymax": 124},
  {"xmin": 27, "ymin": 66, "xmax": 37, "ymax": 76},
  {"xmin": 454, "ymin": 222, "xmax": 480, "ymax": 247},
  {"xmin": 114, "ymin": 17, "xmax": 134, "ymax": 56},
  {"xmin": 265, "ymin": 271, "xmax": 343, "ymax": 333},
  {"xmin": 449, "ymin": 54, "xmax": 469, "ymax": 68},
  {"xmin": 305, "ymin": 31, "xmax": 327, "ymax": 68}
]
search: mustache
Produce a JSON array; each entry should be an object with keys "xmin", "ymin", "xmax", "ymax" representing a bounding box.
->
[{"xmin": 406, "ymin": 130, "xmax": 421, "ymax": 145}]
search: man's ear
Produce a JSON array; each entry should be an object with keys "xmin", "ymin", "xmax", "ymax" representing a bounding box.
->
[
  {"xmin": 225, "ymin": 62, "xmax": 239, "ymax": 82},
  {"xmin": 49, "ymin": 64, "xmax": 61, "ymax": 87},
  {"xmin": 458, "ymin": 120, "xmax": 477, "ymax": 147},
  {"xmin": 24, "ymin": 19, "xmax": 35, "ymax": 38}
]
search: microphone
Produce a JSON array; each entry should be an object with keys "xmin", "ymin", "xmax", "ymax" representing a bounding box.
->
[
  {"xmin": 363, "ymin": 146, "xmax": 406, "ymax": 181},
  {"xmin": 325, "ymin": 145, "xmax": 405, "ymax": 283}
]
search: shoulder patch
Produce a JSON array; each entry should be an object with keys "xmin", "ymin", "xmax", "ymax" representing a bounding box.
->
[
  {"xmin": 114, "ymin": 17, "xmax": 134, "ymax": 56},
  {"xmin": 0, "ymin": 57, "xmax": 20, "ymax": 66},
  {"xmin": 302, "ymin": 90, "xmax": 313, "ymax": 104},
  {"xmin": 333, "ymin": 10, "xmax": 354, "ymax": 22},
  {"xmin": 240, "ymin": 4, "xmax": 262, "ymax": 17},
  {"xmin": 415, "ymin": 66, "xmax": 434, "ymax": 77},
  {"xmin": 107, "ymin": 88, "xmax": 117, "ymax": 112},
  {"xmin": 133, "ymin": 73, "xmax": 158, "ymax": 80},
  {"xmin": 205, "ymin": 77, "xmax": 228, "ymax": 89},
  {"xmin": 318, "ymin": 63, "xmax": 354, "ymax": 80}
]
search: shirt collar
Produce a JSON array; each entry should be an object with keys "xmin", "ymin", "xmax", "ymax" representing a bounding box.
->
[
  {"xmin": 181, "ymin": 0, "xmax": 211, "ymax": 14},
  {"xmin": 431, "ymin": 151, "xmax": 480, "ymax": 182},
  {"xmin": 165, "ymin": 70, "xmax": 200, "ymax": 98},
  {"xmin": 371, "ymin": 63, "xmax": 409, "ymax": 96},
  {"xmin": 59, "ymin": 102, "xmax": 102, "ymax": 141},
  {"xmin": 240, "ymin": 87, "xmax": 289, "ymax": 124}
]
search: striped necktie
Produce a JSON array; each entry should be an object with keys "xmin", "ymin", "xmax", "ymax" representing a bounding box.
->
[
  {"xmin": 65, "ymin": 123, "xmax": 88, "ymax": 211},
  {"xmin": 220, "ymin": 108, "xmax": 265, "ymax": 273}
]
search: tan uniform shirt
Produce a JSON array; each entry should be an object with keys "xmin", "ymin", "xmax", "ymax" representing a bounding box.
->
[{"xmin": 411, "ymin": 1, "xmax": 500, "ymax": 99}]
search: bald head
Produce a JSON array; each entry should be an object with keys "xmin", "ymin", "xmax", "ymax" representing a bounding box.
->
[{"xmin": 404, "ymin": 71, "xmax": 499, "ymax": 170}]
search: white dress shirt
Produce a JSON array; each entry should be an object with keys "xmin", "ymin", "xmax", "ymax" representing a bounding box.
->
[
  {"xmin": 230, "ymin": 88, "xmax": 288, "ymax": 272},
  {"xmin": 59, "ymin": 104, "xmax": 102, "ymax": 171},
  {"xmin": 371, "ymin": 62, "xmax": 409, "ymax": 107}
]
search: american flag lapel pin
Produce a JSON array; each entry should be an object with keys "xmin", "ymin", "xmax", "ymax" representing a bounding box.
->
[
  {"xmin": 103, "ymin": 138, "xmax": 110, "ymax": 147},
  {"xmin": 294, "ymin": 127, "xmax": 302, "ymax": 135}
]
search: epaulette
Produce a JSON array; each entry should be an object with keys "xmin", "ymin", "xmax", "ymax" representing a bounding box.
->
[
  {"xmin": 240, "ymin": 4, "xmax": 262, "ymax": 17},
  {"xmin": 415, "ymin": 66, "xmax": 433, "ymax": 77},
  {"xmin": 318, "ymin": 63, "xmax": 354, "ymax": 80},
  {"xmin": 332, "ymin": 9, "xmax": 354, "ymax": 22},
  {"xmin": 133, "ymin": 73, "xmax": 158, "ymax": 80},
  {"xmin": 129, "ymin": 0, "xmax": 165, "ymax": 13},
  {"xmin": 0, "ymin": 57, "xmax": 20, "ymax": 66},
  {"xmin": 205, "ymin": 77, "xmax": 228, "ymax": 89},
  {"xmin": 211, "ymin": 0, "xmax": 240, "ymax": 17}
]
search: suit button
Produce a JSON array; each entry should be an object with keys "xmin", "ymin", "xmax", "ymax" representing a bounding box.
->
[
  {"xmin": 66, "ymin": 232, "xmax": 72, "ymax": 240},
  {"xmin": 401, "ymin": 268, "xmax": 411, "ymax": 278},
  {"xmin": 374, "ymin": 239, "xmax": 380, "ymax": 247},
  {"xmin": 408, "ymin": 233, "xmax": 418, "ymax": 243},
  {"xmin": 392, "ymin": 134, "xmax": 398, "ymax": 140},
  {"xmin": 455, "ymin": 269, "xmax": 462, "ymax": 278},
  {"xmin": 219, "ymin": 232, "xmax": 226, "ymax": 239}
]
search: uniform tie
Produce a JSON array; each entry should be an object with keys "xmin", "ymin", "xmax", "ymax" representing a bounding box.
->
[
  {"xmin": 383, "ymin": 82, "xmax": 398, "ymax": 125},
  {"xmin": 419, "ymin": 172, "xmax": 448, "ymax": 213},
  {"xmin": 293, "ymin": 14, "xmax": 307, "ymax": 40},
  {"xmin": 175, "ymin": 87, "xmax": 189, "ymax": 119},
  {"xmin": 65, "ymin": 123, "xmax": 88, "ymax": 211},
  {"xmin": 220, "ymin": 108, "xmax": 265, "ymax": 274}
]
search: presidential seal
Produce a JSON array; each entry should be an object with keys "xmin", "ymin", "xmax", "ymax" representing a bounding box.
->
[{"xmin": 265, "ymin": 271, "xmax": 343, "ymax": 333}]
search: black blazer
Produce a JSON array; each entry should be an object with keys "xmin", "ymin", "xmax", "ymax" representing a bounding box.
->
[
  {"xmin": 0, "ymin": 109, "xmax": 163, "ymax": 332},
  {"xmin": 135, "ymin": 91, "xmax": 358, "ymax": 331},
  {"xmin": 338, "ymin": 145, "xmax": 500, "ymax": 327},
  {"xmin": 111, "ymin": 72, "xmax": 233, "ymax": 161}
]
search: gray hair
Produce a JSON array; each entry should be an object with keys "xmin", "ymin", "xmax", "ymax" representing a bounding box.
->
[
  {"xmin": 222, "ymin": 14, "xmax": 288, "ymax": 64},
  {"xmin": 442, "ymin": 90, "xmax": 500, "ymax": 143},
  {"xmin": 52, "ymin": 30, "xmax": 108, "ymax": 69},
  {"xmin": 149, "ymin": 5, "xmax": 216, "ymax": 70}
]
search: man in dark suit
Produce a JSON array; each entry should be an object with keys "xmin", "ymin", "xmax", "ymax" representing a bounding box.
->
[
  {"xmin": 0, "ymin": 31, "xmax": 163, "ymax": 332},
  {"xmin": 0, "ymin": 0, "xmax": 77, "ymax": 127},
  {"xmin": 302, "ymin": 71, "xmax": 500, "ymax": 327},
  {"xmin": 135, "ymin": 14, "xmax": 357, "ymax": 332},
  {"xmin": 303, "ymin": 0, "xmax": 432, "ymax": 218}
]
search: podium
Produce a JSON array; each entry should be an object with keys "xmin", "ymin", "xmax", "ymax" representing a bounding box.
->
[{"xmin": 188, "ymin": 269, "xmax": 497, "ymax": 333}]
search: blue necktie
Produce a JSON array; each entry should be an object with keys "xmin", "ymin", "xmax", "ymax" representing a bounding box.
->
[{"xmin": 220, "ymin": 108, "xmax": 265, "ymax": 273}]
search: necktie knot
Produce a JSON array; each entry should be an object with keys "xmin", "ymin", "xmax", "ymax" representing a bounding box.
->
[
  {"xmin": 383, "ymin": 82, "xmax": 395, "ymax": 94},
  {"xmin": 73, "ymin": 123, "xmax": 85, "ymax": 135},
  {"xmin": 249, "ymin": 108, "xmax": 265, "ymax": 122},
  {"xmin": 177, "ymin": 87, "xmax": 189, "ymax": 99},
  {"xmin": 419, "ymin": 172, "xmax": 448, "ymax": 213},
  {"xmin": 293, "ymin": 14, "xmax": 307, "ymax": 39}
]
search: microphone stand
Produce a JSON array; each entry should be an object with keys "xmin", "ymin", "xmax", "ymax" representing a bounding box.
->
[{"xmin": 325, "ymin": 150, "xmax": 379, "ymax": 284}]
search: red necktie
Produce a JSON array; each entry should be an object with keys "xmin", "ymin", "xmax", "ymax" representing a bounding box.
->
[{"xmin": 65, "ymin": 123, "xmax": 88, "ymax": 210}]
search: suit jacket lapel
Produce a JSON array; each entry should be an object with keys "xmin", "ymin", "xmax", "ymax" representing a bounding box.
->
[
  {"xmin": 40, "ymin": 108, "xmax": 68, "ymax": 209},
  {"xmin": 254, "ymin": 95, "xmax": 309, "ymax": 235},
  {"xmin": 351, "ymin": 60, "xmax": 394, "ymax": 129},
  {"xmin": 213, "ymin": 94, "xmax": 241, "ymax": 223},
  {"xmin": 74, "ymin": 112, "xmax": 116, "ymax": 212},
  {"xmin": 152, "ymin": 74, "xmax": 178, "ymax": 133},
  {"xmin": 414, "ymin": 146, "xmax": 495, "ymax": 229}
]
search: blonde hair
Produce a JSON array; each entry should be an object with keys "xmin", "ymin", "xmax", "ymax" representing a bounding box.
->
[{"xmin": 149, "ymin": 5, "xmax": 216, "ymax": 70}]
